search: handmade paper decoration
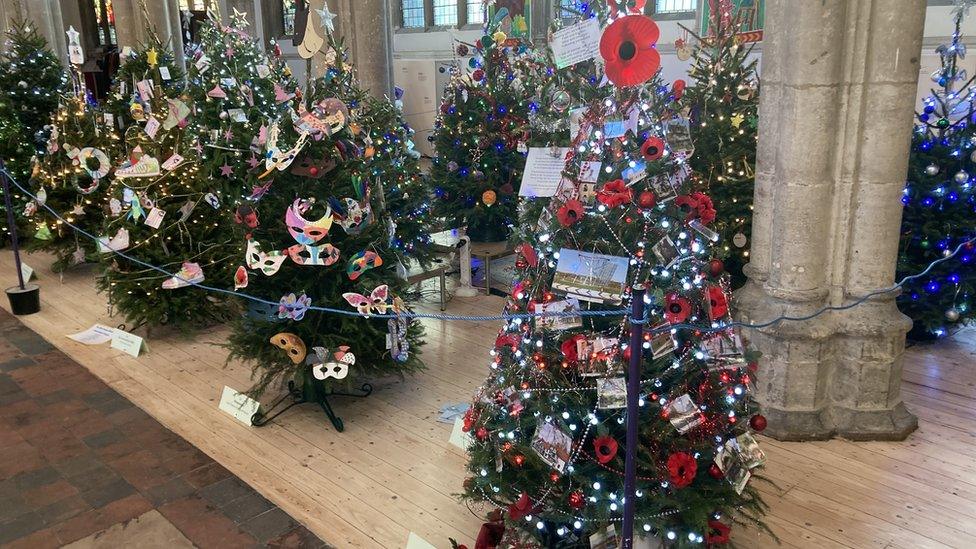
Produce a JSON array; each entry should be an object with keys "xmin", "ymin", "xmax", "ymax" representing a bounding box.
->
[
  {"xmin": 278, "ymin": 293, "xmax": 312, "ymax": 321},
  {"xmin": 98, "ymin": 228, "xmax": 130, "ymax": 253},
  {"xmin": 66, "ymin": 26, "xmax": 83, "ymax": 64},
  {"xmin": 270, "ymin": 333, "xmax": 307, "ymax": 364},
  {"xmin": 65, "ymin": 145, "xmax": 111, "ymax": 185},
  {"xmin": 116, "ymin": 154, "xmax": 161, "ymax": 179},
  {"xmin": 274, "ymin": 83, "xmax": 295, "ymax": 103},
  {"xmin": 342, "ymin": 285, "xmax": 390, "ymax": 316},
  {"xmin": 234, "ymin": 204, "xmax": 259, "ymax": 229},
  {"xmin": 294, "ymin": 0, "xmax": 324, "ymax": 59},
  {"xmin": 245, "ymin": 239, "xmax": 287, "ymax": 276},
  {"xmin": 316, "ymin": 2, "xmax": 337, "ymax": 33},
  {"xmin": 287, "ymin": 243, "xmax": 340, "ymax": 266},
  {"xmin": 329, "ymin": 177, "xmax": 373, "ymax": 235},
  {"xmin": 388, "ymin": 317, "xmax": 409, "ymax": 363},
  {"xmin": 262, "ymin": 123, "xmax": 308, "ymax": 176},
  {"xmin": 234, "ymin": 266, "xmax": 249, "ymax": 290},
  {"xmin": 163, "ymin": 98, "xmax": 191, "ymax": 130},
  {"xmin": 346, "ymin": 250, "xmax": 382, "ymax": 280},
  {"xmin": 161, "ymin": 262, "xmax": 205, "ymax": 290},
  {"xmin": 292, "ymin": 99, "xmax": 346, "ymax": 136},
  {"xmin": 308, "ymin": 346, "xmax": 354, "ymax": 381},
  {"xmin": 285, "ymin": 198, "xmax": 332, "ymax": 244},
  {"xmin": 206, "ymin": 84, "xmax": 227, "ymax": 99}
]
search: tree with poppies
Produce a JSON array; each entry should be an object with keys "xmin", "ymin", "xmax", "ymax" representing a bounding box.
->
[
  {"xmin": 459, "ymin": 2, "xmax": 769, "ymax": 546},
  {"xmin": 898, "ymin": 3, "xmax": 976, "ymax": 339},
  {"xmin": 224, "ymin": 25, "xmax": 431, "ymax": 427},
  {"xmin": 429, "ymin": 8, "xmax": 547, "ymax": 242},
  {"xmin": 683, "ymin": 9, "xmax": 759, "ymax": 289}
]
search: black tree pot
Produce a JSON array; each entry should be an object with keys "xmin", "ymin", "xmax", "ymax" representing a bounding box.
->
[{"xmin": 6, "ymin": 283, "xmax": 40, "ymax": 315}]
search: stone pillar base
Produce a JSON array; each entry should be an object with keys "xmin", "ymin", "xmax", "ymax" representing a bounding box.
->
[{"xmin": 758, "ymin": 403, "xmax": 918, "ymax": 442}]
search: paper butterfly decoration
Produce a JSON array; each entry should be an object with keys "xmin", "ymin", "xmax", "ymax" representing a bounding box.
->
[
  {"xmin": 245, "ymin": 239, "xmax": 287, "ymax": 276},
  {"xmin": 287, "ymin": 243, "xmax": 340, "ymax": 266},
  {"xmin": 278, "ymin": 293, "xmax": 312, "ymax": 321},
  {"xmin": 346, "ymin": 250, "xmax": 382, "ymax": 281},
  {"xmin": 342, "ymin": 285, "xmax": 389, "ymax": 317},
  {"xmin": 307, "ymin": 346, "xmax": 355, "ymax": 381},
  {"xmin": 270, "ymin": 333, "xmax": 306, "ymax": 364},
  {"xmin": 285, "ymin": 198, "xmax": 332, "ymax": 245}
]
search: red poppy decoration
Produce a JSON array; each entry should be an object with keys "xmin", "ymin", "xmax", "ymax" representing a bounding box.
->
[
  {"xmin": 597, "ymin": 179, "xmax": 633, "ymax": 208},
  {"xmin": 560, "ymin": 334, "xmax": 587, "ymax": 362},
  {"xmin": 667, "ymin": 452, "xmax": 698, "ymax": 488},
  {"xmin": 672, "ymin": 79, "xmax": 687, "ymax": 100},
  {"xmin": 675, "ymin": 192, "xmax": 717, "ymax": 225},
  {"xmin": 706, "ymin": 286, "xmax": 729, "ymax": 320},
  {"xmin": 706, "ymin": 520, "xmax": 732, "ymax": 545},
  {"xmin": 495, "ymin": 333, "xmax": 521, "ymax": 352},
  {"xmin": 599, "ymin": 15, "xmax": 661, "ymax": 88},
  {"xmin": 641, "ymin": 136, "xmax": 665, "ymax": 161},
  {"xmin": 462, "ymin": 408, "xmax": 478, "ymax": 432},
  {"xmin": 568, "ymin": 490, "xmax": 586, "ymax": 510},
  {"xmin": 472, "ymin": 68, "xmax": 486, "ymax": 81},
  {"xmin": 516, "ymin": 243, "xmax": 539, "ymax": 268},
  {"xmin": 665, "ymin": 292, "xmax": 692, "ymax": 324},
  {"xmin": 508, "ymin": 492, "xmax": 538, "ymax": 521},
  {"xmin": 593, "ymin": 435, "xmax": 619, "ymax": 464},
  {"xmin": 557, "ymin": 199, "xmax": 585, "ymax": 226}
]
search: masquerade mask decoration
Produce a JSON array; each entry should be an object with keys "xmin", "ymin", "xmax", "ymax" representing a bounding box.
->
[
  {"xmin": 290, "ymin": 156, "xmax": 337, "ymax": 178},
  {"xmin": 234, "ymin": 204, "xmax": 259, "ymax": 229},
  {"xmin": 292, "ymin": 99, "xmax": 345, "ymax": 137},
  {"xmin": 278, "ymin": 293, "xmax": 312, "ymax": 321},
  {"xmin": 285, "ymin": 198, "xmax": 333, "ymax": 244},
  {"xmin": 342, "ymin": 285, "xmax": 389, "ymax": 317},
  {"xmin": 287, "ymin": 243, "xmax": 340, "ymax": 266},
  {"xmin": 234, "ymin": 266, "xmax": 249, "ymax": 290},
  {"xmin": 308, "ymin": 346, "xmax": 355, "ymax": 381},
  {"xmin": 328, "ymin": 177, "xmax": 373, "ymax": 235},
  {"xmin": 270, "ymin": 332, "xmax": 306, "ymax": 364},
  {"xmin": 346, "ymin": 250, "xmax": 383, "ymax": 280},
  {"xmin": 388, "ymin": 318, "xmax": 409, "ymax": 363},
  {"xmin": 245, "ymin": 239, "xmax": 287, "ymax": 276},
  {"xmin": 262, "ymin": 123, "xmax": 308, "ymax": 177}
]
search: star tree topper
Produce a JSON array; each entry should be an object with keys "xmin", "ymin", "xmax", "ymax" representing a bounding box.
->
[{"xmin": 316, "ymin": 2, "xmax": 337, "ymax": 33}]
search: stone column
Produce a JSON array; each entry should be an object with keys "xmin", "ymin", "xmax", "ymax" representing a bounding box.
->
[
  {"xmin": 333, "ymin": 0, "xmax": 393, "ymax": 98},
  {"xmin": 738, "ymin": 0, "xmax": 924, "ymax": 441}
]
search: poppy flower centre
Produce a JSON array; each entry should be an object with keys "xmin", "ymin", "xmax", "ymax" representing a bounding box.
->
[
  {"xmin": 618, "ymin": 40, "xmax": 637, "ymax": 61},
  {"xmin": 669, "ymin": 303, "xmax": 683, "ymax": 314}
]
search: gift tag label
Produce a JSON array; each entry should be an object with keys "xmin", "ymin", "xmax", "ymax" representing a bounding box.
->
[
  {"xmin": 159, "ymin": 66, "xmax": 171, "ymax": 80},
  {"xmin": 256, "ymin": 64, "xmax": 270, "ymax": 78},
  {"xmin": 228, "ymin": 108, "xmax": 247, "ymax": 123},
  {"xmin": 104, "ymin": 113, "xmax": 115, "ymax": 129},
  {"xmin": 161, "ymin": 153, "xmax": 184, "ymax": 171},
  {"xmin": 136, "ymin": 79, "xmax": 154, "ymax": 101},
  {"xmin": 218, "ymin": 386, "xmax": 261, "ymax": 426},
  {"xmin": 204, "ymin": 193, "xmax": 220, "ymax": 209},
  {"xmin": 145, "ymin": 207, "xmax": 166, "ymax": 229},
  {"xmin": 144, "ymin": 117, "xmax": 161, "ymax": 139},
  {"xmin": 20, "ymin": 262, "xmax": 35, "ymax": 282},
  {"xmin": 111, "ymin": 329, "xmax": 146, "ymax": 358}
]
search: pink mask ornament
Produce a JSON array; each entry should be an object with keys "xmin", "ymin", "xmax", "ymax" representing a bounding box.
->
[
  {"xmin": 245, "ymin": 239, "xmax": 287, "ymax": 276},
  {"xmin": 346, "ymin": 250, "xmax": 383, "ymax": 280},
  {"xmin": 285, "ymin": 198, "xmax": 333, "ymax": 245},
  {"xmin": 342, "ymin": 285, "xmax": 389, "ymax": 317},
  {"xmin": 287, "ymin": 243, "xmax": 340, "ymax": 266}
]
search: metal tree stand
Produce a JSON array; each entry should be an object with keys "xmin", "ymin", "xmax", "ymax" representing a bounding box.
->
[{"xmin": 250, "ymin": 369, "xmax": 372, "ymax": 432}]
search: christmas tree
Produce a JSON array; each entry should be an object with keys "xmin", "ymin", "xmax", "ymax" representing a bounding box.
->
[
  {"xmin": 224, "ymin": 18, "xmax": 430, "ymax": 419},
  {"xmin": 898, "ymin": 3, "xmax": 976, "ymax": 338},
  {"xmin": 429, "ymin": 7, "xmax": 545, "ymax": 242},
  {"xmin": 0, "ymin": 18, "xmax": 68, "ymax": 242},
  {"xmin": 459, "ymin": 3, "xmax": 768, "ymax": 545},
  {"xmin": 0, "ymin": 18, "xmax": 68, "ymax": 180},
  {"xmin": 23, "ymin": 73, "xmax": 121, "ymax": 270},
  {"xmin": 683, "ymin": 10, "xmax": 759, "ymax": 289}
]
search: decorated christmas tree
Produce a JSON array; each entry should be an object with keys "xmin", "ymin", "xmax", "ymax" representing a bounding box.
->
[
  {"xmin": 0, "ymin": 18, "xmax": 68, "ymax": 180},
  {"xmin": 459, "ymin": 2, "xmax": 768, "ymax": 545},
  {"xmin": 23, "ymin": 72, "xmax": 121, "ymax": 270},
  {"xmin": 683, "ymin": 9, "xmax": 759, "ymax": 289},
  {"xmin": 429, "ymin": 6, "xmax": 545, "ymax": 242},
  {"xmin": 224, "ymin": 10, "xmax": 430, "ymax": 426},
  {"xmin": 898, "ymin": 3, "xmax": 976, "ymax": 338}
]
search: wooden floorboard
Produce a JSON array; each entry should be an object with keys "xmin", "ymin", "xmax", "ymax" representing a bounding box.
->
[{"xmin": 1, "ymin": 250, "xmax": 974, "ymax": 548}]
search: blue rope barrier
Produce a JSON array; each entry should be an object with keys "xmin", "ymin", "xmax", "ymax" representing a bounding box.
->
[{"xmin": 3, "ymin": 169, "xmax": 972, "ymax": 333}]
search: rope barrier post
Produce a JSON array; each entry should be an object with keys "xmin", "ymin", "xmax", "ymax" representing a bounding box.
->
[
  {"xmin": 1, "ymin": 162, "xmax": 40, "ymax": 315},
  {"xmin": 622, "ymin": 284, "xmax": 645, "ymax": 548},
  {"xmin": 455, "ymin": 234, "xmax": 480, "ymax": 297}
]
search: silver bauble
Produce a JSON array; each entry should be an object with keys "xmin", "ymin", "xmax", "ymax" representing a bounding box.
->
[
  {"xmin": 946, "ymin": 308, "xmax": 961, "ymax": 322},
  {"xmin": 955, "ymin": 170, "xmax": 970, "ymax": 183},
  {"xmin": 925, "ymin": 164, "xmax": 940, "ymax": 176}
]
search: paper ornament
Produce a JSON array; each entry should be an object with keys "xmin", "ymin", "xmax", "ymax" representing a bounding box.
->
[
  {"xmin": 278, "ymin": 293, "xmax": 312, "ymax": 321},
  {"xmin": 285, "ymin": 198, "xmax": 333, "ymax": 244},
  {"xmin": 308, "ymin": 346, "xmax": 354, "ymax": 381},
  {"xmin": 270, "ymin": 333, "xmax": 306, "ymax": 364},
  {"xmin": 245, "ymin": 239, "xmax": 287, "ymax": 276},
  {"xmin": 66, "ymin": 26, "xmax": 83, "ymax": 64},
  {"xmin": 342, "ymin": 285, "xmax": 390, "ymax": 317},
  {"xmin": 234, "ymin": 266, "xmax": 249, "ymax": 290},
  {"xmin": 346, "ymin": 250, "xmax": 383, "ymax": 280},
  {"xmin": 287, "ymin": 243, "xmax": 340, "ymax": 266}
]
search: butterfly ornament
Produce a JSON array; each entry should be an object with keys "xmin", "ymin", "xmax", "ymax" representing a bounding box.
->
[
  {"xmin": 308, "ymin": 346, "xmax": 355, "ymax": 381},
  {"xmin": 342, "ymin": 285, "xmax": 390, "ymax": 317}
]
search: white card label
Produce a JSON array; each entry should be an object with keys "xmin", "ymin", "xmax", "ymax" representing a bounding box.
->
[
  {"xmin": 111, "ymin": 329, "xmax": 146, "ymax": 358},
  {"xmin": 448, "ymin": 416, "xmax": 473, "ymax": 450},
  {"xmin": 551, "ymin": 18, "xmax": 601, "ymax": 69},
  {"xmin": 519, "ymin": 147, "xmax": 572, "ymax": 198},
  {"xmin": 161, "ymin": 153, "xmax": 184, "ymax": 171},
  {"xmin": 145, "ymin": 207, "xmax": 165, "ymax": 229},
  {"xmin": 20, "ymin": 262, "xmax": 35, "ymax": 282},
  {"xmin": 579, "ymin": 161, "xmax": 602, "ymax": 183},
  {"xmin": 256, "ymin": 64, "xmax": 270, "ymax": 78},
  {"xmin": 67, "ymin": 324, "xmax": 116, "ymax": 345},
  {"xmin": 144, "ymin": 117, "xmax": 161, "ymax": 139},
  {"xmin": 405, "ymin": 533, "xmax": 438, "ymax": 549},
  {"xmin": 159, "ymin": 66, "xmax": 171, "ymax": 80},
  {"xmin": 218, "ymin": 386, "xmax": 261, "ymax": 426},
  {"xmin": 104, "ymin": 113, "xmax": 115, "ymax": 129}
]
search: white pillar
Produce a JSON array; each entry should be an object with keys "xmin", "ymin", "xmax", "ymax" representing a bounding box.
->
[{"xmin": 738, "ymin": 0, "xmax": 925, "ymax": 440}]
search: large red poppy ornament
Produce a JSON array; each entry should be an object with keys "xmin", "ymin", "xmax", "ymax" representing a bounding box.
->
[
  {"xmin": 557, "ymin": 199, "xmax": 585, "ymax": 227},
  {"xmin": 706, "ymin": 286, "xmax": 729, "ymax": 320},
  {"xmin": 667, "ymin": 452, "xmax": 698, "ymax": 488},
  {"xmin": 593, "ymin": 435, "xmax": 619, "ymax": 463},
  {"xmin": 599, "ymin": 15, "xmax": 661, "ymax": 88},
  {"xmin": 596, "ymin": 179, "xmax": 633, "ymax": 208}
]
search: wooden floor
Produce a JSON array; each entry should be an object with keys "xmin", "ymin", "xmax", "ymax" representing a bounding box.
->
[{"xmin": 1, "ymin": 250, "xmax": 974, "ymax": 549}]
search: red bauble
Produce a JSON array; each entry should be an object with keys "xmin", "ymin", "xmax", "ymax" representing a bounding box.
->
[
  {"xmin": 472, "ymin": 69, "xmax": 486, "ymax": 81},
  {"xmin": 638, "ymin": 191, "xmax": 656, "ymax": 209},
  {"xmin": 476, "ymin": 427, "xmax": 489, "ymax": 440},
  {"xmin": 709, "ymin": 259, "xmax": 725, "ymax": 276},
  {"xmin": 708, "ymin": 463, "xmax": 724, "ymax": 479},
  {"xmin": 672, "ymin": 79, "xmax": 687, "ymax": 100},
  {"xmin": 309, "ymin": 166, "xmax": 319, "ymax": 177},
  {"xmin": 750, "ymin": 414, "xmax": 768, "ymax": 432},
  {"xmin": 568, "ymin": 490, "xmax": 585, "ymax": 510}
]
